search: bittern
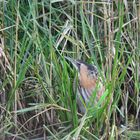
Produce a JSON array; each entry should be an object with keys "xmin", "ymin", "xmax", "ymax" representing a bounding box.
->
[{"xmin": 65, "ymin": 57, "xmax": 105, "ymax": 114}]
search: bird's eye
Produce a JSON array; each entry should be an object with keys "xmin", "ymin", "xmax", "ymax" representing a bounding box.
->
[
  {"xmin": 90, "ymin": 71, "xmax": 94, "ymax": 75},
  {"xmin": 87, "ymin": 70, "xmax": 96, "ymax": 77},
  {"xmin": 88, "ymin": 70, "xmax": 98, "ymax": 78}
]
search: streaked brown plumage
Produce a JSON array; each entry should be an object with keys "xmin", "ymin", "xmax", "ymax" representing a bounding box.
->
[{"xmin": 65, "ymin": 57, "xmax": 105, "ymax": 114}]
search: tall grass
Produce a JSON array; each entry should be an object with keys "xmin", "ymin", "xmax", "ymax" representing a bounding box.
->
[{"xmin": 0, "ymin": 0, "xmax": 140, "ymax": 139}]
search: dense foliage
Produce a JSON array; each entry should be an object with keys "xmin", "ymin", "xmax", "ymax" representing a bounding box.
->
[{"xmin": 0, "ymin": 0, "xmax": 140, "ymax": 139}]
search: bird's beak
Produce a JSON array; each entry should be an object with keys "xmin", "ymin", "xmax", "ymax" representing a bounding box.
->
[{"xmin": 65, "ymin": 56, "xmax": 80, "ymax": 71}]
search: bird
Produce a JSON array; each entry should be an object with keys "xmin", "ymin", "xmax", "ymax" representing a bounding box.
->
[{"xmin": 65, "ymin": 57, "xmax": 105, "ymax": 114}]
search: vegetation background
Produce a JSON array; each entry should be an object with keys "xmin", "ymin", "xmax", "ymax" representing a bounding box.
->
[{"xmin": 0, "ymin": 0, "xmax": 140, "ymax": 139}]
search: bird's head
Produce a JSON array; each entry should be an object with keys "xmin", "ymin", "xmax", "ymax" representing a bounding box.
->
[{"xmin": 65, "ymin": 57, "xmax": 98, "ymax": 89}]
